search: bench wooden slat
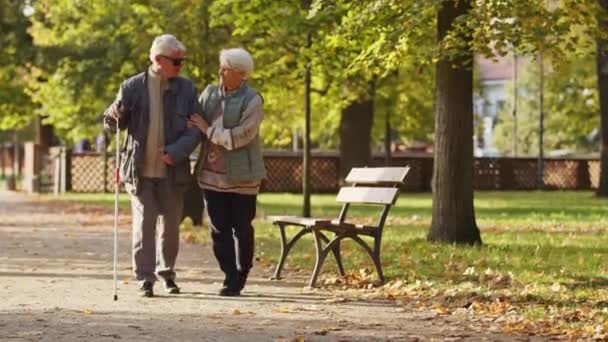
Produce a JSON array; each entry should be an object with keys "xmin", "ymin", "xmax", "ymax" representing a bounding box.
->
[
  {"xmin": 330, "ymin": 219, "xmax": 376, "ymax": 230},
  {"xmin": 269, "ymin": 215, "xmax": 332, "ymax": 227},
  {"xmin": 336, "ymin": 187, "xmax": 399, "ymax": 205},
  {"xmin": 345, "ymin": 166, "xmax": 410, "ymax": 184}
]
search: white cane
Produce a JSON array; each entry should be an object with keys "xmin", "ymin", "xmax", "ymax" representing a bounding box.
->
[{"xmin": 113, "ymin": 105, "xmax": 120, "ymax": 301}]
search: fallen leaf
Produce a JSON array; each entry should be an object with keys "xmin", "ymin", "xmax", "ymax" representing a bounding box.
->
[
  {"xmin": 313, "ymin": 329, "xmax": 328, "ymax": 335},
  {"xmin": 324, "ymin": 297, "xmax": 347, "ymax": 304}
]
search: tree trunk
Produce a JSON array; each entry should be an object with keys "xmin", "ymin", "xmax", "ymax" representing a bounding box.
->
[
  {"xmin": 596, "ymin": 0, "xmax": 608, "ymax": 197},
  {"xmin": 35, "ymin": 115, "xmax": 54, "ymax": 150},
  {"xmin": 427, "ymin": 0, "xmax": 481, "ymax": 245},
  {"xmin": 339, "ymin": 97, "xmax": 373, "ymax": 179}
]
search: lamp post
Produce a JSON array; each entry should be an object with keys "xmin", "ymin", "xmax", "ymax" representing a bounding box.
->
[
  {"xmin": 537, "ymin": 51, "xmax": 545, "ymax": 189},
  {"xmin": 512, "ymin": 53, "xmax": 518, "ymax": 157},
  {"xmin": 302, "ymin": 31, "xmax": 312, "ymax": 217}
]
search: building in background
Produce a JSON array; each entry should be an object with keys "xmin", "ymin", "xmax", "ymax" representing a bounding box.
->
[{"xmin": 474, "ymin": 55, "xmax": 514, "ymax": 157}]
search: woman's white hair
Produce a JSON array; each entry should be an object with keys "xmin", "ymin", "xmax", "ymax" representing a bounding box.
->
[
  {"xmin": 220, "ymin": 48, "xmax": 254, "ymax": 79},
  {"xmin": 149, "ymin": 34, "xmax": 186, "ymax": 61}
]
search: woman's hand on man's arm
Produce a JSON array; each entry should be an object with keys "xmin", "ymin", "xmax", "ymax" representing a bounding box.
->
[{"xmin": 187, "ymin": 114, "xmax": 209, "ymax": 136}]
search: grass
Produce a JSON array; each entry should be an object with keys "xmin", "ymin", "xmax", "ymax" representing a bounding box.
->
[{"xmin": 47, "ymin": 191, "xmax": 608, "ymax": 338}]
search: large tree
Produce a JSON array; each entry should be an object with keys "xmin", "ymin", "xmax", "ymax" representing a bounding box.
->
[
  {"xmin": 427, "ymin": 0, "xmax": 480, "ymax": 244},
  {"xmin": 597, "ymin": 0, "xmax": 608, "ymax": 196}
]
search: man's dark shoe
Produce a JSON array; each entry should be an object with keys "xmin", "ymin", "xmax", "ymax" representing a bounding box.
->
[
  {"xmin": 139, "ymin": 281, "xmax": 154, "ymax": 298},
  {"xmin": 218, "ymin": 286, "xmax": 240, "ymax": 297},
  {"xmin": 164, "ymin": 279, "xmax": 180, "ymax": 294}
]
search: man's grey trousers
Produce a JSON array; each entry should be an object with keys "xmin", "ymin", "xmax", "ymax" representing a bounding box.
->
[{"xmin": 130, "ymin": 178, "xmax": 184, "ymax": 283}]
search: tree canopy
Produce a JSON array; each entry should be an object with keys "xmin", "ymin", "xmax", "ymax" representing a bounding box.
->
[
  {"xmin": 2, "ymin": 0, "xmax": 440, "ymax": 148},
  {"xmin": 1, "ymin": 0, "xmax": 606, "ymax": 163}
]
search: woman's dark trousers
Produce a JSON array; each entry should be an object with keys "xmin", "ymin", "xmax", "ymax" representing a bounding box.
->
[{"xmin": 204, "ymin": 189, "xmax": 256, "ymax": 290}]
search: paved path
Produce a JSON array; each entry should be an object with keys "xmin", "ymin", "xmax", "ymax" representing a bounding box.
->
[{"xmin": 0, "ymin": 191, "xmax": 543, "ymax": 341}]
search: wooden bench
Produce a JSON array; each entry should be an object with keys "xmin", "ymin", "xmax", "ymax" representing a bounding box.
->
[{"xmin": 269, "ymin": 166, "xmax": 410, "ymax": 287}]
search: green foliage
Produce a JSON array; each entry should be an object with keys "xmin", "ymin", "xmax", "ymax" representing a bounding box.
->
[
  {"xmin": 209, "ymin": 0, "xmax": 390, "ymax": 149},
  {"xmin": 305, "ymin": 0, "xmax": 606, "ymax": 150},
  {"xmin": 25, "ymin": 0, "xmax": 224, "ymax": 144},
  {"xmin": 493, "ymin": 53, "xmax": 599, "ymax": 156},
  {"xmin": 1, "ymin": 0, "xmax": 605, "ymax": 152},
  {"xmin": 26, "ymin": 0, "xmax": 147, "ymax": 141},
  {"xmin": 0, "ymin": 0, "xmax": 36, "ymax": 130},
  {"xmin": 309, "ymin": 0, "xmax": 603, "ymax": 70},
  {"xmin": 209, "ymin": 0, "xmax": 436, "ymax": 149}
]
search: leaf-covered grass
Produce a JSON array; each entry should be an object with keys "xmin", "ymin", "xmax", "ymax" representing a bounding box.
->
[{"xmin": 51, "ymin": 191, "xmax": 608, "ymax": 338}]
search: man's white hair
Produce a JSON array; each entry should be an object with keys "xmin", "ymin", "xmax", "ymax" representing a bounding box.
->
[
  {"xmin": 220, "ymin": 48, "xmax": 254, "ymax": 79},
  {"xmin": 149, "ymin": 34, "xmax": 186, "ymax": 61}
]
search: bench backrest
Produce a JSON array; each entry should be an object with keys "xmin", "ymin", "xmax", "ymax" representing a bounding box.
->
[
  {"xmin": 337, "ymin": 187, "xmax": 399, "ymax": 205},
  {"xmin": 336, "ymin": 166, "xmax": 410, "ymax": 228},
  {"xmin": 344, "ymin": 167, "xmax": 411, "ymax": 185}
]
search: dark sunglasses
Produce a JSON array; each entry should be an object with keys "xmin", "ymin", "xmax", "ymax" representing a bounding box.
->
[{"xmin": 159, "ymin": 55, "xmax": 186, "ymax": 66}]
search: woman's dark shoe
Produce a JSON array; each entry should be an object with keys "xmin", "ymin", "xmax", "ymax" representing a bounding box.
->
[
  {"xmin": 139, "ymin": 281, "xmax": 154, "ymax": 298},
  {"xmin": 164, "ymin": 279, "xmax": 180, "ymax": 294},
  {"xmin": 219, "ymin": 275, "xmax": 240, "ymax": 296},
  {"xmin": 218, "ymin": 286, "xmax": 241, "ymax": 296}
]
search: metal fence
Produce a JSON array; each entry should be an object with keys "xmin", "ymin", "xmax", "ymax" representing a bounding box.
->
[{"xmin": 67, "ymin": 150, "xmax": 601, "ymax": 193}]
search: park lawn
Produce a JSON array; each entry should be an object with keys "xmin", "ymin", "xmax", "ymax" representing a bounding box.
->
[{"xmin": 49, "ymin": 191, "xmax": 608, "ymax": 339}]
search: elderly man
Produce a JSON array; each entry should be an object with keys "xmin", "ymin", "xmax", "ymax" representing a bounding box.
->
[
  {"xmin": 103, "ymin": 34, "xmax": 201, "ymax": 297},
  {"xmin": 188, "ymin": 48, "xmax": 266, "ymax": 296}
]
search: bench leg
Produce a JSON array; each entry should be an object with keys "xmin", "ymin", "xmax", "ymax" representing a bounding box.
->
[
  {"xmin": 372, "ymin": 236, "xmax": 385, "ymax": 283},
  {"xmin": 333, "ymin": 241, "xmax": 346, "ymax": 277},
  {"xmin": 351, "ymin": 235, "xmax": 385, "ymax": 284},
  {"xmin": 309, "ymin": 229, "xmax": 331, "ymax": 287},
  {"xmin": 318, "ymin": 232, "xmax": 345, "ymax": 277},
  {"xmin": 272, "ymin": 225, "xmax": 309, "ymax": 280}
]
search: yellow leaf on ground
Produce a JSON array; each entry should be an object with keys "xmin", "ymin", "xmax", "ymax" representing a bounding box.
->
[
  {"xmin": 324, "ymin": 297, "xmax": 347, "ymax": 304},
  {"xmin": 313, "ymin": 329, "xmax": 328, "ymax": 335}
]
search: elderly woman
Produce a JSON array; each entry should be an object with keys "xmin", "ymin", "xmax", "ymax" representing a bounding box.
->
[{"xmin": 188, "ymin": 48, "xmax": 266, "ymax": 296}]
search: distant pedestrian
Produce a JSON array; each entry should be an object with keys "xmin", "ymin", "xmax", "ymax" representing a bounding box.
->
[
  {"xmin": 95, "ymin": 133, "xmax": 107, "ymax": 153},
  {"xmin": 74, "ymin": 138, "xmax": 91, "ymax": 153}
]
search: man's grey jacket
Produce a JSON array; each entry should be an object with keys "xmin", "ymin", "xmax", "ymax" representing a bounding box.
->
[{"xmin": 103, "ymin": 70, "xmax": 201, "ymax": 195}]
